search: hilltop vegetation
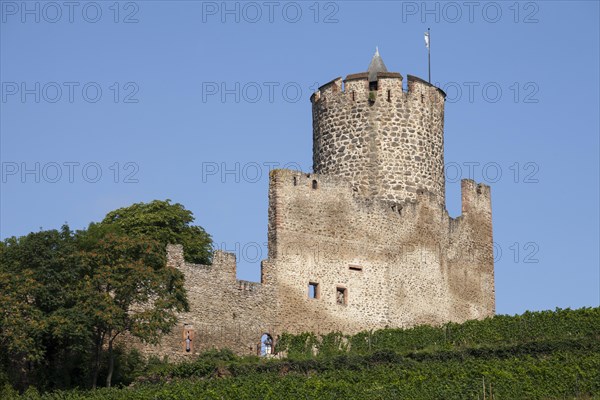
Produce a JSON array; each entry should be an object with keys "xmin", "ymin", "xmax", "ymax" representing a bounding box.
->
[
  {"xmin": 2, "ymin": 307, "xmax": 599, "ymax": 399},
  {"xmin": 0, "ymin": 200, "xmax": 211, "ymax": 390},
  {"xmin": 1, "ymin": 201, "xmax": 597, "ymax": 399}
]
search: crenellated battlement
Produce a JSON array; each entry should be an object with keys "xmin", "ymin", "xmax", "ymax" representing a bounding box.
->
[
  {"xmin": 167, "ymin": 244, "xmax": 267, "ymax": 292},
  {"xmin": 310, "ymin": 73, "xmax": 445, "ymax": 106},
  {"xmin": 461, "ymin": 179, "xmax": 492, "ymax": 216}
]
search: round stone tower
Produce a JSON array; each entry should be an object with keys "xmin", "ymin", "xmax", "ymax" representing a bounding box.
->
[{"xmin": 311, "ymin": 48, "xmax": 447, "ymax": 206}]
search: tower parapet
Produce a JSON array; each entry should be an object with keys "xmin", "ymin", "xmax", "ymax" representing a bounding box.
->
[{"xmin": 311, "ymin": 49, "xmax": 446, "ymax": 206}]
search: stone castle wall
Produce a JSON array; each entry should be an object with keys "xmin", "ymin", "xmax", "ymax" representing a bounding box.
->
[
  {"xmin": 134, "ymin": 246, "xmax": 277, "ymax": 360},
  {"xmin": 312, "ymin": 74, "xmax": 446, "ymax": 206},
  {"xmin": 136, "ymin": 169, "xmax": 494, "ymax": 360},
  {"xmin": 133, "ymin": 69, "xmax": 494, "ymax": 360},
  {"xmin": 268, "ymin": 170, "xmax": 494, "ymax": 335}
]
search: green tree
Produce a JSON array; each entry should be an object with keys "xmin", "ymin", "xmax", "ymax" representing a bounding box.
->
[
  {"xmin": 0, "ymin": 200, "xmax": 209, "ymax": 391},
  {"xmin": 100, "ymin": 200, "xmax": 213, "ymax": 264},
  {"xmin": 77, "ymin": 228, "xmax": 188, "ymax": 388},
  {"xmin": 0, "ymin": 226, "xmax": 87, "ymax": 390}
]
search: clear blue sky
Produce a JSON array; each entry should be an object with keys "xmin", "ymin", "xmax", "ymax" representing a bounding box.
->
[{"xmin": 1, "ymin": 1, "xmax": 598, "ymax": 315}]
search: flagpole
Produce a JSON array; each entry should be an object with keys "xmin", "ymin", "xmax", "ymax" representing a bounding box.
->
[{"xmin": 428, "ymin": 28, "xmax": 431, "ymax": 83}]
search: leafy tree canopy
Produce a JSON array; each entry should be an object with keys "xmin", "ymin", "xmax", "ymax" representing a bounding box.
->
[
  {"xmin": 76, "ymin": 229, "xmax": 188, "ymax": 388},
  {"xmin": 0, "ymin": 199, "xmax": 210, "ymax": 390},
  {"xmin": 99, "ymin": 200, "xmax": 212, "ymax": 264},
  {"xmin": 0, "ymin": 226, "xmax": 88, "ymax": 389}
]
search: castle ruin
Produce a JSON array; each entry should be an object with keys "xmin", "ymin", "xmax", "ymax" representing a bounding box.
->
[{"xmin": 138, "ymin": 50, "xmax": 495, "ymax": 359}]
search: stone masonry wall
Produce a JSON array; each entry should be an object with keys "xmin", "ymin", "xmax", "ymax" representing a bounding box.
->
[
  {"xmin": 312, "ymin": 73, "xmax": 446, "ymax": 206},
  {"xmin": 134, "ymin": 170, "xmax": 494, "ymax": 360},
  {"xmin": 134, "ymin": 245, "xmax": 277, "ymax": 360},
  {"xmin": 268, "ymin": 170, "xmax": 494, "ymax": 335}
]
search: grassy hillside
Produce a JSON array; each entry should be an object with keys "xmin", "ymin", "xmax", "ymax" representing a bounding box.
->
[{"xmin": 3, "ymin": 307, "xmax": 599, "ymax": 399}]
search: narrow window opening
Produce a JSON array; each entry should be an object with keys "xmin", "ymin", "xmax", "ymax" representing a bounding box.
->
[
  {"xmin": 351, "ymin": 91, "xmax": 355, "ymax": 101},
  {"xmin": 336, "ymin": 287, "xmax": 347, "ymax": 305},
  {"xmin": 312, "ymin": 180, "xmax": 318, "ymax": 190},
  {"xmin": 259, "ymin": 333, "xmax": 274, "ymax": 357},
  {"xmin": 293, "ymin": 176, "xmax": 297, "ymax": 186},
  {"xmin": 349, "ymin": 265, "xmax": 362, "ymax": 272},
  {"xmin": 308, "ymin": 282, "xmax": 319, "ymax": 299},
  {"xmin": 182, "ymin": 325, "xmax": 194, "ymax": 354},
  {"xmin": 387, "ymin": 90, "xmax": 391, "ymax": 102}
]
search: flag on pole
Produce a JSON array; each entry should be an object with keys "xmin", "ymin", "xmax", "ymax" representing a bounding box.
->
[{"xmin": 425, "ymin": 29, "xmax": 431, "ymax": 83}]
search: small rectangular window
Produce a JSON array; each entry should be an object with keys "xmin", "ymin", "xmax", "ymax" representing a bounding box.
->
[
  {"xmin": 336, "ymin": 287, "xmax": 347, "ymax": 305},
  {"xmin": 349, "ymin": 264, "xmax": 362, "ymax": 272},
  {"xmin": 182, "ymin": 324, "xmax": 194, "ymax": 354},
  {"xmin": 308, "ymin": 282, "xmax": 319, "ymax": 299}
]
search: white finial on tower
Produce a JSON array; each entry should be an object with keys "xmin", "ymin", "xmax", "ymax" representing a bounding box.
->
[{"xmin": 375, "ymin": 46, "xmax": 379, "ymax": 56}]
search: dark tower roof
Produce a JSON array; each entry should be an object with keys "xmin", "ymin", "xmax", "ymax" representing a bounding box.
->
[{"xmin": 367, "ymin": 47, "xmax": 388, "ymax": 82}]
